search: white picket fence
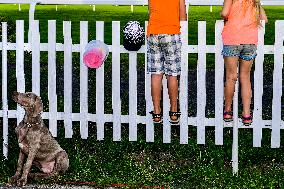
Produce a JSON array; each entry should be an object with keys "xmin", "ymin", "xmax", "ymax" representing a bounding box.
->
[{"xmin": 1, "ymin": 19, "xmax": 284, "ymax": 174}]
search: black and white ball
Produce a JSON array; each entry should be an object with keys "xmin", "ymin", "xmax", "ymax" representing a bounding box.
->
[{"xmin": 123, "ymin": 21, "xmax": 145, "ymax": 51}]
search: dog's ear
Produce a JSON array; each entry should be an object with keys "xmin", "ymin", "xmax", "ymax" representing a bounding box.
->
[{"xmin": 32, "ymin": 96, "xmax": 43, "ymax": 117}]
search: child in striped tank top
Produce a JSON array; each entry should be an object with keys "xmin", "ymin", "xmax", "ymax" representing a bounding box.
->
[
  {"xmin": 221, "ymin": 0, "xmax": 268, "ymax": 126},
  {"xmin": 147, "ymin": 0, "xmax": 187, "ymax": 125}
]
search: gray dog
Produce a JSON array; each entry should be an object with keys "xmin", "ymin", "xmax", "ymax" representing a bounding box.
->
[{"xmin": 9, "ymin": 92, "xmax": 69, "ymax": 187}]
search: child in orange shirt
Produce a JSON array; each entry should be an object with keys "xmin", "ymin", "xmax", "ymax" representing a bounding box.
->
[
  {"xmin": 147, "ymin": 0, "xmax": 187, "ymax": 124},
  {"xmin": 221, "ymin": 0, "xmax": 268, "ymax": 125}
]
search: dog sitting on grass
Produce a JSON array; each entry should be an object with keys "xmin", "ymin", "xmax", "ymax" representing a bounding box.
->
[{"xmin": 8, "ymin": 92, "xmax": 69, "ymax": 187}]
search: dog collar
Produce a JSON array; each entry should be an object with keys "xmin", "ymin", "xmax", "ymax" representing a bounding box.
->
[
  {"xmin": 24, "ymin": 121, "xmax": 41, "ymax": 128},
  {"xmin": 26, "ymin": 123, "xmax": 32, "ymax": 128}
]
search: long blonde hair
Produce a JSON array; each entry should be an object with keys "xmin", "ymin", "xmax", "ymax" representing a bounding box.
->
[
  {"xmin": 252, "ymin": 0, "xmax": 262, "ymax": 26},
  {"xmin": 233, "ymin": 0, "xmax": 262, "ymax": 26}
]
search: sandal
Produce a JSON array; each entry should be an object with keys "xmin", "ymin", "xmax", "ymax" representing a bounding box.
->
[
  {"xmin": 242, "ymin": 115, "xmax": 253, "ymax": 126},
  {"xmin": 223, "ymin": 111, "xmax": 233, "ymax": 122},
  {"xmin": 169, "ymin": 111, "xmax": 181, "ymax": 125},
  {"xmin": 149, "ymin": 111, "xmax": 163, "ymax": 124}
]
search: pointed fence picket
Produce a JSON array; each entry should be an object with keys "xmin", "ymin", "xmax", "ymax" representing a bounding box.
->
[
  {"xmin": 2, "ymin": 22, "xmax": 8, "ymax": 159},
  {"xmin": 197, "ymin": 21, "xmax": 207, "ymax": 144},
  {"xmin": 253, "ymin": 21, "xmax": 265, "ymax": 147},
  {"xmin": 80, "ymin": 21, "xmax": 89, "ymax": 139},
  {"xmin": 271, "ymin": 21, "xmax": 284, "ymax": 148},
  {"xmin": 63, "ymin": 21, "xmax": 73, "ymax": 138},
  {"xmin": 214, "ymin": 20, "xmax": 224, "ymax": 145},
  {"xmin": 16, "ymin": 20, "xmax": 25, "ymax": 124},
  {"xmin": 48, "ymin": 20, "xmax": 58, "ymax": 137},
  {"xmin": 96, "ymin": 21, "xmax": 105, "ymax": 141}
]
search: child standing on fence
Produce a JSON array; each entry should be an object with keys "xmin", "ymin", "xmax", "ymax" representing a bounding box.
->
[
  {"xmin": 147, "ymin": 0, "xmax": 187, "ymax": 124},
  {"xmin": 221, "ymin": 0, "xmax": 268, "ymax": 125}
]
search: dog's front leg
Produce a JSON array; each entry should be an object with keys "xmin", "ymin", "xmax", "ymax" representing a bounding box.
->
[
  {"xmin": 17, "ymin": 143, "xmax": 40, "ymax": 187},
  {"xmin": 8, "ymin": 150, "xmax": 25, "ymax": 184}
]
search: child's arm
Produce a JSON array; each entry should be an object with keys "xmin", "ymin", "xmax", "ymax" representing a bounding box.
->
[
  {"xmin": 221, "ymin": 0, "xmax": 232, "ymax": 20},
  {"xmin": 180, "ymin": 0, "xmax": 187, "ymax": 21},
  {"xmin": 260, "ymin": 6, "xmax": 268, "ymax": 23}
]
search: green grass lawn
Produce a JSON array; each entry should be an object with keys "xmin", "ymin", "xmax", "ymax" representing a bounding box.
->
[
  {"xmin": 1, "ymin": 4, "xmax": 284, "ymax": 44},
  {"xmin": 1, "ymin": 4, "xmax": 283, "ymax": 70},
  {"xmin": 0, "ymin": 4, "xmax": 284, "ymax": 188}
]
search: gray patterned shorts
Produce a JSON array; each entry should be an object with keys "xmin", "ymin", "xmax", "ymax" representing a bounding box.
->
[
  {"xmin": 147, "ymin": 34, "xmax": 182, "ymax": 76},
  {"xmin": 222, "ymin": 44, "xmax": 257, "ymax": 61}
]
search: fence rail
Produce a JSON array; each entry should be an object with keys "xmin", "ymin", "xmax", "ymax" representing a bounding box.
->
[{"xmin": 1, "ymin": 19, "xmax": 284, "ymax": 175}]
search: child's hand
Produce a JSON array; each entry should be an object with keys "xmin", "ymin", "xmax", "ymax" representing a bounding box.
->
[
  {"xmin": 224, "ymin": 19, "xmax": 228, "ymax": 25},
  {"xmin": 221, "ymin": 0, "xmax": 232, "ymax": 19},
  {"xmin": 260, "ymin": 6, "xmax": 268, "ymax": 23}
]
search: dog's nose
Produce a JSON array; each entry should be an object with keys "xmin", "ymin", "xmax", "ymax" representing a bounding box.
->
[
  {"xmin": 12, "ymin": 91, "xmax": 19, "ymax": 100},
  {"xmin": 13, "ymin": 91, "xmax": 19, "ymax": 96}
]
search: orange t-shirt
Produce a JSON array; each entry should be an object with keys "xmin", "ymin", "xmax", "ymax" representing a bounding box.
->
[
  {"xmin": 222, "ymin": 0, "xmax": 258, "ymax": 45},
  {"xmin": 147, "ymin": 0, "xmax": 180, "ymax": 36}
]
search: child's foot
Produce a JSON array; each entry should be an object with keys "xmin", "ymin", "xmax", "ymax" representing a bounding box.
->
[
  {"xmin": 242, "ymin": 114, "xmax": 253, "ymax": 126},
  {"xmin": 223, "ymin": 111, "xmax": 233, "ymax": 122},
  {"xmin": 149, "ymin": 111, "xmax": 163, "ymax": 123},
  {"xmin": 169, "ymin": 111, "xmax": 181, "ymax": 125}
]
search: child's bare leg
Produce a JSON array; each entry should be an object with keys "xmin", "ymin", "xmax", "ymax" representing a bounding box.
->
[
  {"xmin": 151, "ymin": 74, "xmax": 163, "ymax": 121},
  {"xmin": 224, "ymin": 57, "xmax": 239, "ymax": 112},
  {"xmin": 167, "ymin": 75, "xmax": 179, "ymax": 120},
  {"xmin": 239, "ymin": 59, "xmax": 253, "ymax": 116}
]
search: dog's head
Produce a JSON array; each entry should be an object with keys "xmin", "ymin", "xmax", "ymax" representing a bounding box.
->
[{"xmin": 13, "ymin": 92, "xmax": 43, "ymax": 117}]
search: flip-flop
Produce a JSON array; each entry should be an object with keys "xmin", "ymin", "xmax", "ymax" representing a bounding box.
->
[
  {"xmin": 149, "ymin": 111, "xmax": 163, "ymax": 124},
  {"xmin": 242, "ymin": 115, "xmax": 253, "ymax": 126},
  {"xmin": 169, "ymin": 111, "xmax": 181, "ymax": 125},
  {"xmin": 223, "ymin": 111, "xmax": 233, "ymax": 122}
]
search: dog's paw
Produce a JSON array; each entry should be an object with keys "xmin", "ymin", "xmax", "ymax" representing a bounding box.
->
[
  {"xmin": 8, "ymin": 174, "xmax": 20, "ymax": 184},
  {"xmin": 16, "ymin": 177, "xmax": 27, "ymax": 187}
]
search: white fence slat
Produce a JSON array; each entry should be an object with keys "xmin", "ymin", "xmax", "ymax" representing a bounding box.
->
[
  {"xmin": 271, "ymin": 20, "xmax": 284, "ymax": 148},
  {"xmin": 96, "ymin": 21, "xmax": 105, "ymax": 140},
  {"xmin": 112, "ymin": 21, "xmax": 121, "ymax": 141},
  {"xmin": 180, "ymin": 21, "xmax": 189, "ymax": 144},
  {"xmin": 253, "ymin": 21, "xmax": 265, "ymax": 147},
  {"xmin": 129, "ymin": 52, "xmax": 138, "ymax": 141},
  {"xmin": 63, "ymin": 21, "xmax": 73, "ymax": 138},
  {"xmin": 163, "ymin": 77, "xmax": 171, "ymax": 144},
  {"xmin": 232, "ymin": 71, "xmax": 239, "ymax": 175},
  {"xmin": 80, "ymin": 21, "xmax": 89, "ymax": 139},
  {"xmin": 2, "ymin": 22, "xmax": 8, "ymax": 158},
  {"xmin": 232, "ymin": 50, "xmax": 240, "ymax": 174},
  {"xmin": 16, "ymin": 20, "xmax": 25, "ymax": 124},
  {"xmin": 48, "ymin": 20, "xmax": 58, "ymax": 137},
  {"xmin": 32, "ymin": 20, "xmax": 40, "ymax": 95},
  {"xmin": 145, "ymin": 21, "xmax": 154, "ymax": 142},
  {"xmin": 197, "ymin": 21, "xmax": 206, "ymax": 144},
  {"xmin": 214, "ymin": 20, "xmax": 224, "ymax": 145}
]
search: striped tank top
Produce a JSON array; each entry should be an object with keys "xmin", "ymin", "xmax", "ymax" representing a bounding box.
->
[
  {"xmin": 222, "ymin": 0, "xmax": 259, "ymax": 45},
  {"xmin": 147, "ymin": 0, "xmax": 180, "ymax": 36}
]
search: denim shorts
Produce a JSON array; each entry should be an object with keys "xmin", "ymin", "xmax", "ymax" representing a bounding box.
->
[
  {"xmin": 222, "ymin": 44, "xmax": 257, "ymax": 61},
  {"xmin": 147, "ymin": 34, "xmax": 181, "ymax": 76}
]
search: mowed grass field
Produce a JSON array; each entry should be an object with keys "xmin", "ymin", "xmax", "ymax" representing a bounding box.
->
[
  {"xmin": 0, "ymin": 4, "xmax": 284, "ymax": 188},
  {"xmin": 0, "ymin": 4, "xmax": 284, "ymax": 44},
  {"xmin": 0, "ymin": 4, "xmax": 284, "ymax": 69}
]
